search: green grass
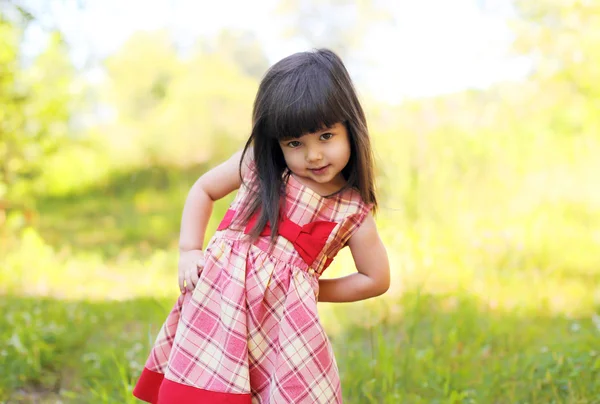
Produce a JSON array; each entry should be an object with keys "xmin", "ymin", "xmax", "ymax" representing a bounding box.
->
[
  {"xmin": 0, "ymin": 295, "xmax": 170, "ymax": 403},
  {"xmin": 331, "ymin": 294, "xmax": 600, "ymax": 403},
  {"xmin": 33, "ymin": 165, "xmax": 209, "ymax": 260},
  {"xmin": 1, "ymin": 293, "xmax": 598, "ymax": 403}
]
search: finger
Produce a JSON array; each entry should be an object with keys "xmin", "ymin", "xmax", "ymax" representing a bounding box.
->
[
  {"xmin": 178, "ymin": 272, "xmax": 185, "ymax": 294},
  {"xmin": 189, "ymin": 265, "xmax": 200, "ymax": 289},
  {"xmin": 196, "ymin": 259, "xmax": 205, "ymax": 272},
  {"xmin": 186, "ymin": 269, "xmax": 195, "ymax": 292}
]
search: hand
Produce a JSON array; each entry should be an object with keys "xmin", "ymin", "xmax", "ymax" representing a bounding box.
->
[{"xmin": 178, "ymin": 249, "xmax": 205, "ymax": 293}]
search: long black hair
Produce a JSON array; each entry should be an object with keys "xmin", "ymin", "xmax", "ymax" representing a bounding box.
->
[{"xmin": 239, "ymin": 48, "xmax": 377, "ymax": 240}]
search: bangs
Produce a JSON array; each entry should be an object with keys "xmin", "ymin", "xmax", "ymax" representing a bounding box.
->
[{"xmin": 264, "ymin": 66, "xmax": 347, "ymax": 140}]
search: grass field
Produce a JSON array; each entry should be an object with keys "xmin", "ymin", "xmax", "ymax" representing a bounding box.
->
[{"xmin": 1, "ymin": 292, "xmax": 598, "ymax": 403}]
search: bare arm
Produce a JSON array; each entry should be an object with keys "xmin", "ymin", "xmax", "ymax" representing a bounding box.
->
[
  {"xmin": 178, "ymin": 150, "xmax": 247, "ymax": 292},
  {"xmin": 317, "ymin": 214, "xmax": 390, "ymax": 303},
  {"xmin": 179, "ymin": 150, "xmax": 245, "ymax": 252}
]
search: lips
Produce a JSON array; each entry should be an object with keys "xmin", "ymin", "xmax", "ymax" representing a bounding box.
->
[{"xmin": 309, "ymin": 164, "xmax": 330, "ymax": 175}]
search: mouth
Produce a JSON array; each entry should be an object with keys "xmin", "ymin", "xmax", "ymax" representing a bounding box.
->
[{"xmin": 309, "ymin": 165, "xmax": 330, "ymax": 175}]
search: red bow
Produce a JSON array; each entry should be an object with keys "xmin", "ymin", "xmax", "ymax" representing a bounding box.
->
[{"xmin": 218, "ymin": 209, "xmax": 336, "ymax": 266}]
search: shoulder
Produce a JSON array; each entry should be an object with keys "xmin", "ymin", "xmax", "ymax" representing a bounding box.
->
[
  {"xmin": 240, "ymin": 147, "xmax": 255, "ymax": 179},
  {"xmin": 322, "ymin": 188, "xmax": 373, "ymax": 245},
  {"xmin": 196, "ymin": 150, "xmax": 247, "ymax": 201},
  {"xmin": 346, "ymin": 211, "xmax": 378, "ymax": 248},
  {"xmin": 338, "ymin": 186, "xmax": 373, "ymax": 219},
  {"xmin": 238, "ymin": 147, "xmax": 260, "ymax": 193}
]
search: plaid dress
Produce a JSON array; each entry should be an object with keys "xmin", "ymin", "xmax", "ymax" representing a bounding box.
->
[{"xmin": 133, "ymin": 161, "xmax": 372, "ymax": 404}]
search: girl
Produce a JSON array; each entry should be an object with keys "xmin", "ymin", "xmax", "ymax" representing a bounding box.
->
[{"xmin": 133, "ymin": 48, "xmax": 390, "ymax": 404}]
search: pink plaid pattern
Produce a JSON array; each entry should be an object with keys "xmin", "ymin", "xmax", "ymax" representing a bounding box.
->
[{"xmin": 134, "ymin": 163, "xmax": 372, "ymax": 404}]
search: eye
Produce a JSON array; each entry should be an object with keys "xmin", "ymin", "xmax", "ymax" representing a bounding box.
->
[
  {"xmin": 287, "ymin": 140, "xmax": 301, "ymax": 148},
  {"xmin": 320, "ymin": 132, "xmax": 333, "ymax": 141}
]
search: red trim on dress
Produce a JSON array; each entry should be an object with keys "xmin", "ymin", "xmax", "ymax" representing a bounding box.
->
[
  {"xmin": 133, "ymin": 367, "xmax": 164, "ymax": 403},
  {"xmin": 158, "ymin": 378, "xmax": 252, "ymax": 404},
  {"xmin": 133, "ymin": 367, "xmax": 252, "ymax": 404}
]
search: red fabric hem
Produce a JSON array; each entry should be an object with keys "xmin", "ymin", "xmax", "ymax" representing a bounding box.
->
[
  {"xmin": 133, "ymin": 367, "xmax": 164, "ymax": 403},
  {"xmin": 158, "ymin": 378, "xmax": 252, "ymax": 404},
  {"xmin": 132, "ymin": 367, "xmax": 252, "ymax": 404}
]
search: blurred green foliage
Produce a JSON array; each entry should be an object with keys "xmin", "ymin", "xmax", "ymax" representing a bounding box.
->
[
  {"xmin": 1, "ymin": 0, "xmax": 599, "ymax": 402},
  {"xmin": 0, "ymin": 16, "xmax": 74, "ymax": 214}
]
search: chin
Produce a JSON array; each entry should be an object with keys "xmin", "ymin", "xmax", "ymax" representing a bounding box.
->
[{"xmin": 312, "ymin": 173, "xmax": 337, "ymax": 184}]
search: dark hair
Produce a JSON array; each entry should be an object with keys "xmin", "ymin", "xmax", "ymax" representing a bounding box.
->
[{"xmin": 239, "ymin": 48, "xmax": 377, "ymax": 240}]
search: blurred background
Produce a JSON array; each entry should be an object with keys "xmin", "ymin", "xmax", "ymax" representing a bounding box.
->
[{"xmin": 1, "ymin": 0, "xmax": 599, "ymax": 402}]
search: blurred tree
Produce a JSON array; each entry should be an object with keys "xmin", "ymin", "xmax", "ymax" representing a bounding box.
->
[
  {"xmin": 0, "ymin": 6, "xmax": 75, "ymax": 222},
  {"xmin": 104, "ymin": 30, "xmax": 180, "ymax": 123},
  {"xmin": 0, "ymin": 15, "xmax": 24, "ymax": 214},
  {"xmin": 513, "ymin": 0, "xmax": 599, "ymax": 95},
  {"xmin": 511, "ymin": 0, "xmax": 600, "ymax": 137},
  {"xmin": 102, "ymin": 30, "xmax": 258, "ymax": 168}
]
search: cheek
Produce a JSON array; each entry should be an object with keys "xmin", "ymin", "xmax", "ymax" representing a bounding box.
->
[
  {"xmin": 338, "ymin": 141, "xmax": 351, "ymax": 165},
  {"xmin": 281, "ymin": 149, "xmax": 299, "ymax": 168}
]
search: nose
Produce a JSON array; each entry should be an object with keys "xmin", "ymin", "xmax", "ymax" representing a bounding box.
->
[{"xmin": 306, "ymin": 146, "xmax": 322, "ymax": 162}]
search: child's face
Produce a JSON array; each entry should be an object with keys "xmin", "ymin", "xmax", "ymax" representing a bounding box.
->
[{"xmin": 279, "ymin": 122, "xmax": 351, "ymax": 189}]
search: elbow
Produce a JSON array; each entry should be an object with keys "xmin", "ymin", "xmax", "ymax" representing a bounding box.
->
[
  {"xmin": 379, "ymin": 265, "xmax": 391, "ymax": 296},
  {"xmin": 382, "ymin": 278, "xmax": 391, "ymax": 295},
  {"xmin": 371, "ymin": 273, "xmax": 390, "ymax": 298},
  {"xmin": 377, "ymin": 279, "xmax": 391, "ymax": 297}
]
